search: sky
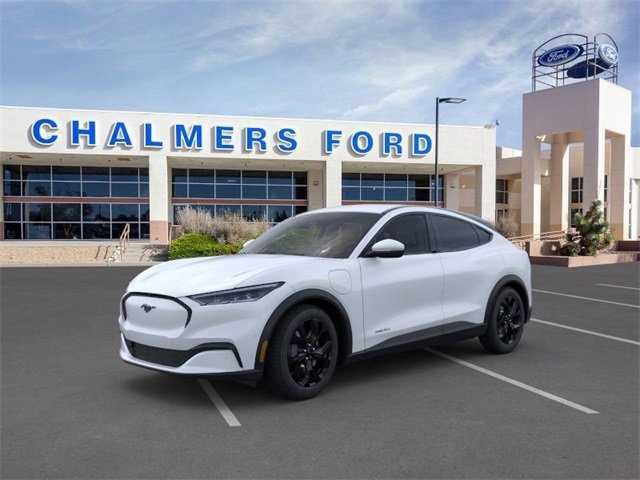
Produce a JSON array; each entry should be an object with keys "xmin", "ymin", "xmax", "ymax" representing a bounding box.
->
[{"xmin": 1, "ymin": 0, "xmax": 638, "ymax": 149}]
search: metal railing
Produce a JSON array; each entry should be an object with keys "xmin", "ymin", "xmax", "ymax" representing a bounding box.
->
[
  {"xmin": 508, "ymin": 229, "xmax": 573, "ymax": 249},
  {"xmin": 119, "ymin": 223, "xmax": 131, "ymax": 255}
]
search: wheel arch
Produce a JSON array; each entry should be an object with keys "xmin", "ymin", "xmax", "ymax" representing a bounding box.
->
[
  {"xmin": 485, "ymin": 275, "xmax": 532, "ymax": 324},
  {"xmin": 254, "ymin": 289, "xmax": 353, "ymax": 371}
]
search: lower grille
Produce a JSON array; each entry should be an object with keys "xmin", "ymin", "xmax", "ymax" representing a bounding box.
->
[{"xmin": 125, "ymin": 339, "xmax": 243, "ymax": 368}]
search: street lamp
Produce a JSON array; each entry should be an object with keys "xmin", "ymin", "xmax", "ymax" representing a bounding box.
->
[{"xmin": 434, "ymin": 97, "xmax": 466, "ymax": 207}]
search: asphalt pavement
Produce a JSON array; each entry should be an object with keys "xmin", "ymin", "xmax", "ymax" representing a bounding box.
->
[{"xmin": 1, "ymin": 263, "xmax": 638, "ymax": 479}]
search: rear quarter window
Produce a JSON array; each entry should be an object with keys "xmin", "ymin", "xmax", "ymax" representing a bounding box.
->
[{"xmin": 430, "ymin": 214, "xmax": 492, "ymax": 252}]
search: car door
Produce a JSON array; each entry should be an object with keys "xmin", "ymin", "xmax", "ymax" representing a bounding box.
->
[
  {"xmin": 429, "ymin": 213, "xmax": 502, "ymax": 332},
  {"xmin": 358, "ymin": 213, "xmax": 445, "ymax": 350}
]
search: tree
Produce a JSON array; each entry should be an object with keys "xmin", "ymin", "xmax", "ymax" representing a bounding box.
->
[{"xmin": 560, "ymin": 199, "xmax": 614, "ymax": 256}]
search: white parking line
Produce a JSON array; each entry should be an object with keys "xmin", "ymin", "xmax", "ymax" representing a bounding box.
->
[
  {"xmin": 596, "ymin": 283, "xmax": 640, "ymax": 291},
  {"xmin": 533, "ymin": 289, "xmax": 640, "ymax": 309},
  {"xmin": 531, "ymin": 318, "xmax": 640, "ymax": 346},
  {"xmin": 425, "ymin": 348, "xmax": 599, "ymax": 415},
  {"xmin": 197, "ymin": 378, "xmax": 242, "ymax": 427}
]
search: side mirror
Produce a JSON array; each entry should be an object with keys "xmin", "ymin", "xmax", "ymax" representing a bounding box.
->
[
  {"xmin": 243, "ymin": 239, "xmax": 255, "ymax": 248},
  {"xmin": 366, "ymin": 239, "xmax": 405, "ymax": 258}
]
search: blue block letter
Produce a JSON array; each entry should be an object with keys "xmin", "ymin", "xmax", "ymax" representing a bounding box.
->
[
  {"xmin": 174, "ymin": 124, "xmax": 203, "ymax": 149},
  {"xmin": 107, "ymin": 122, "xmax": 133, "ymax": 147},
  {"xmin": 350, "ymin": 131, "xmax": 373, "ymax": 155},
  {"xmin": 411, "ymin": 133, "xmax": 432, "ymax": 155},
  {"xmin": 215, "ymin": 126, "xmax": 234, "ymax": 151},
  {"xmin": 323, "ymin": 130, "xmax": 342, "ymax": 154},
  {"xmin": 244, "ymin": 127, "xmax": 267, "ymax": 152},
  {"xmin": 31, "ymin": 118, "xmax": 58, "ymax": 145},
  {"xmin": 275, "ymin": 128, "xmax": 297, "ymax": 153},
  {"xmin": 71, "ymin": 120, "xmax": 97, "ymax": 147},
  {"xmin": 383, "ymin": 132, "xmax": 403, "ymax": 156},
  {"xmin": 143, "ymin": 123, "xmax": 163, "ymax": 148}
]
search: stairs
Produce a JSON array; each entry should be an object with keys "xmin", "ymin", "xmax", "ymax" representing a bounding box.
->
[{"xmin": 118, "ymin": 243, "xmax": 169, "ymax": 264}]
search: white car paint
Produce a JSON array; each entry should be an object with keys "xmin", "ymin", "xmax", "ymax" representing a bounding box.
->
[{"xmin": 118, "ymin": 204, "xmax": 532, "ymax": 390}]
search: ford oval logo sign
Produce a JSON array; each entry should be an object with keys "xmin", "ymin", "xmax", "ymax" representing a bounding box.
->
[
  {"xmin": 538, "ymin": 44, "xmax": 584, "ymax": 67},
  {"xmin": 597, "ymin": 43, "xmax": 619, "ymax": 67}
]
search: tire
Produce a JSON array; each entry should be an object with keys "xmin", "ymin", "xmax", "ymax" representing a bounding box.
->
[
  {"xmin": 265, "ymin": 305, "xmax": 338, "ymax": 400},
  {"xmin": 479, "ymin": 287, "xmax": 525, "ymax": 354}
]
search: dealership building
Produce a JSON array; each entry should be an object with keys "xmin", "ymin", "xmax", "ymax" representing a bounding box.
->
[{"xmin": 1, "ymin": 34, "xmax": 638, "ymax": 244}]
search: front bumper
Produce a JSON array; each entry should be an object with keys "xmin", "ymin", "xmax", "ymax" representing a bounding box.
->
[
  {"xmin": 119, "ymin": 335, "xmax": 261, "ymax": 380},
  {"xmin": 117, "ymin": 286, "xmax": 291, "ymax": 376}
]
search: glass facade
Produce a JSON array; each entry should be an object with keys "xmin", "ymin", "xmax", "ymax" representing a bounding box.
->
[
  {"xmin": 171, "ymin": 168, "xmax": 308, "ymax": 224},
  {"xmin": 3, "ymin": 165, "xmax": 149, "ymax": 240},
  {"xmin": 341, "ymin": 173, "xmax": 443, "ymax": 203}
]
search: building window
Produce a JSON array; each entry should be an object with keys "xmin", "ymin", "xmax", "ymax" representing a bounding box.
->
[
  {"xmin": 341, "ymin": 173, "xmax": 441, "ymax": 204},
  {"xmin": 571, "ymin": 177, "xmax": 583, "ymax": 204},
  {"xmin": 2, "ymin": 164, "xmax": 149, "ymax": 240},
  {"xmin": 173, "ymin": 204, "xmax": 307, "ymax": 224},
  {"xmin": 170, "ymin": 169, "xmax": 307, "ymax": 224},
  {"xmin": 604, "ymin": 175, "xmax": 608, "ymax": 202},
  {"xmin": 496, "ymin": 179, "xmax": 509, "ymax": 205},
  {"xmin": 496, "ymin": 209, "xmax": 508, "ymax": 221}
]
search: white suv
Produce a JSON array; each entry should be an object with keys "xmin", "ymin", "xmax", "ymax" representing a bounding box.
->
[{"xmin": 118, "ymin": 205, "xmax": 532, "ymax": 399}]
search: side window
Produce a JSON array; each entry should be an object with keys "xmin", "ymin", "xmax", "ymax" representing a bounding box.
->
[
  {"xmin": 474, "ymin": 226, "xmax": 492, "ymax": 245},
  {"xmin": 431, "ymin": 214, "xmax": 482, "ymax": 252},
  {"xmin": 373, "ymin": 214, "xmax": 429, "ymax": 255}
]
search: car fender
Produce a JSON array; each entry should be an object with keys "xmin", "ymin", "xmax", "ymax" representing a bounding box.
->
[
  {"xmin": 254, "ymin": 289, "xmax": 353, "ymax": 371},
  {"xmin": 484, "ymin": 274, "xmax": 532, "ymax": 324}
]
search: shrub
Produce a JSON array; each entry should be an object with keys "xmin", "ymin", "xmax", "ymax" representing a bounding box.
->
[
  {"xmin": 209, "ymin": 243, "xmax": 244, "ymax": 256},
  {"xmin": 210, "ymin": 212, "xmax": 270, "ymax": 244},
  {"xmin": 169, "ymin": 233, "xmax": 245, "ymax": 260},
  {"xmin": 175, "ymin": 206, "xmax": 216, "ymax": 237},
  {"xmin": 174, "ymin": 207, "xmax": 270, "ymax": 244},
  {"xmin": 560, "ymin": 199, "xmax": 614, "ymax": 256},
  {"xmin": 169, "ymin": 233, "xmax": 217, "ymax": 260},
  {"xmin": 494, "ymin": 216, "xmax": 519, "ymax": 238}
]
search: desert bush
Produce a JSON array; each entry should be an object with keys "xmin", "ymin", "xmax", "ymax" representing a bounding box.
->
[
  {"xmin": 174, "ymin": 207, "xmax": 270, "ymax": 244},
  {"xmin": 175, "ymin": 206, "xmax": 216, "ymax": 237},
  {"xmin": 210, "ymin": 212, "xmax": 270, "ymax": 244},
  {"xmin": 494, "ymin": 215, "xmax": 519, "ymax": 238}
]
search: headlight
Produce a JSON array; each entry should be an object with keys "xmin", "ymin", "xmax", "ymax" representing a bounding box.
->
[{"xmin": 188, "ymin": 282, "xmax": 284, "ymax": 306}]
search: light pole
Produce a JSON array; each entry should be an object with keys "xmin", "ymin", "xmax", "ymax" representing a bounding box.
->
[{"xmin": 434, "ymin": 97, "xmax": 466, "ymax": 207}]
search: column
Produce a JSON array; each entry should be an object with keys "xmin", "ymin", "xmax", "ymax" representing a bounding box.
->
[
  {"xmin": 520, "ymin": 136, "xmax": 542, "ymax": 237},
  {"xmin": 445, "ymin": 173, "xmax": 460, "ymax": 212},
  {"xmin": 474, "ymin": 163, "xmax": 495, "ymax": 221},
  {"xmin": 306, "ymin": 169, "xmax": 324, "ymax": 211},
  {"xmin": 549, "ymin": 139, "xmax": 570, "ymax": 232},
  {"xmin": 324, "ymin": 158, "xmax": 342, "ymax": 208},
  {"xmin": 608, "ymin": 134, "xmax": 631, "ymax": 239},
  {"xmin": 148, "ymin": 153, "xmax": 170, "ymax": 244},
  {"xmin": 582, "ymin": 125, "xmax": 605, "ymax": 211}
]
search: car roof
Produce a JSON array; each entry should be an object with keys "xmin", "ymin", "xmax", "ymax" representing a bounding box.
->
[{"xmin": 302, "ymin": 204, "xmax": 498, "ymax": 232}]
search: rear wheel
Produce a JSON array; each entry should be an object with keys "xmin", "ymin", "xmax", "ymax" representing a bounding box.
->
[
  {"xmin": 479, "ymin": 287, "xmax": 525, "ymax": 354},
  {"xmin": 265, "ymin": 305, "xmax": 338, "ymax": 400}
]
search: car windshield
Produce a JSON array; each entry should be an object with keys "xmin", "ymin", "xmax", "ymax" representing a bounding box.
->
[{"xmin": 241, "ymin": 212, "xmax": 381, "ymax": 258}]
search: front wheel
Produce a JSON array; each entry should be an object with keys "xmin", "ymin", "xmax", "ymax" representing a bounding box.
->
[
  {"xmin": 265, "ymin": 305, "xmax": 338, "ymax": 400},
  {"xmin": 479, "ymin": 287, "xmax": 525, "ymax": 354}
]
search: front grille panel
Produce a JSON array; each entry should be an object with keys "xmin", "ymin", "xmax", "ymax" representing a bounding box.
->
[{"xmin": 125, "ymin": 340, "xmax": 243, "ymax": 368}]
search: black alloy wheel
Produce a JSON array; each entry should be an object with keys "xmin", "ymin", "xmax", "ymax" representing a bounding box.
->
[
  {"xmin": 266, "ymin": 305, "xmax": 338, "ymax": 400},
  {"xmin": 479, "ymin": 287, "xmax": 525, "ymax": 354}
]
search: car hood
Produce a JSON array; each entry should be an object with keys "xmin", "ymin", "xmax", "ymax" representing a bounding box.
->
[{"xmin": 127, "ymin": 254, "xmax": 326, "ymax": 297}]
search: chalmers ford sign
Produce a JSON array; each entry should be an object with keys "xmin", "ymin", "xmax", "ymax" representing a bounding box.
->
[{"xmin": 29, "ymin": 118, "xmax": 434, "ymax": 157}]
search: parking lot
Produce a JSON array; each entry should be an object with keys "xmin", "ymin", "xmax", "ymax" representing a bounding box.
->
[{"xmin": 1, "ymin": 262, "xmax": 638, "ymax": 479}]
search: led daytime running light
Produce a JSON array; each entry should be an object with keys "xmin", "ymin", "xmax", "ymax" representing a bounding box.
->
[{"xmin": 189, "ymin": 282, "xmax": 284, "ymax": 305}]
